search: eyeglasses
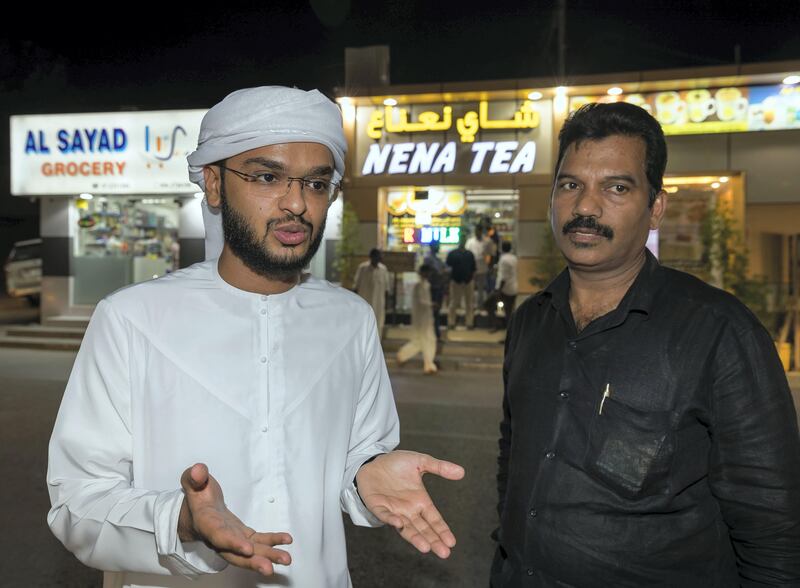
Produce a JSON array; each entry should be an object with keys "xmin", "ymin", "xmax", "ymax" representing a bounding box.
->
[{"xmin": 220, "ymin": 166, "xmax": 340, "ymax": 202}]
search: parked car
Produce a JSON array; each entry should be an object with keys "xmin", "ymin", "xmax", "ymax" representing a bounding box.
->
[{"xmin": 4, "ymin": 238, "xmax": 42, "ymax": 304}]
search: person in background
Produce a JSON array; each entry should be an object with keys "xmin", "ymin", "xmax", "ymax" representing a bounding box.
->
[
  {"xmin": 397, "ymin": 264, "xmax": 438, "ymax": 374},
  {"xmin": 466, "ymin": 225, "xmax": 492, "ymax": 309},
  {"xmin": 446, "ymin": 233, "xmax": 477, "ymax": 332},
  {"xmin": 489, "ymin": 241, "xmax": 517, "ymax": 333},
  {"xmin": 424, "ymin": 241, "xmax": 448, "ymax": 340},
  {"xmin": 486, "ymin": 223, "xmax": 501, "ymax": 291},
  {"xmin": 353, "ymin": 248, "xmax": 390, "ymax": 337}
]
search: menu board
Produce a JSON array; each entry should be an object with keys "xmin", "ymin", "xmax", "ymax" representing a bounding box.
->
[{"xmin": 570, "ymin": 84, "xmax": 800, "ymax": 135}]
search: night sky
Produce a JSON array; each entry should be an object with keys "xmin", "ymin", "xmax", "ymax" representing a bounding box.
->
[{"xmin": 2, "ymin": 0, "xmax": 800, "ymax": 220}]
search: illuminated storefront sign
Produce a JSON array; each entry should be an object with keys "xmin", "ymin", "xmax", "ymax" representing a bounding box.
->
[
  {"xmin": 363, "ymin": 140, "xmax": 536, "ymax": 175},
  {"xmin": 388, "ymin": 189, "xmax": 463, "ymax": 245},
  {"xmin": 401, "ymin": 226, "xmax": 461, "ymax": 244},
  {"xmin": 11, "ymin": 110, "xmax": 205, "ymax": 195},
  {"xmin": 367, "ymin": 100, "xmax": 541, "ymax": 143},
  {"xmin": 570, "ymin": 84, "xmax": 800, "ymax": 135},
  {"xmin": 387, "ymin": 188, "xmax": 467, "ymax": 216},
  {"xmin": 355, "ymin": 98, "xmax": 553, "ymax": 177}
]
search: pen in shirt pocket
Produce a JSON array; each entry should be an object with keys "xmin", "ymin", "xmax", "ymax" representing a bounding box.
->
[{"xmin": 599, "ymin": 383, "xmax": 612, "ymax": 415}]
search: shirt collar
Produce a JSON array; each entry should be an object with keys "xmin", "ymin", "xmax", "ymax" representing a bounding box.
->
[
  {"xmin": 212, "ymin": 257, "xmax": 306, "ymax": 301},
  {"xmin": 541, "ymin": 248, "xmax": 663, "ymax": 318}
]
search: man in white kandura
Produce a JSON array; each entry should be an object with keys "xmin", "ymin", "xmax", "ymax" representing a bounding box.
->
[
  {"xmin": 396, "ymin": 264, "xmax": 438, "ymax": 374},
  {"xmin": 353, "ymin": 248, "xmax": 390, "ymax": 336},
  {"xmin": 47, "ymin": 86, "xmax": 464, "ymax": 588}
]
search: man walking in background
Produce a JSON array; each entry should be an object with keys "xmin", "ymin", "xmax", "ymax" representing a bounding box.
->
[
  {"xmin": 446, "ymin": 233, "xmax": 476, "ymax": 332},
  {"xmin": 424, "ymin": 241, "xmax": 448, "ymax": 340},
  {"xmin": 489, "ymin": 241, "xmax": 517, "ymax": 333}
]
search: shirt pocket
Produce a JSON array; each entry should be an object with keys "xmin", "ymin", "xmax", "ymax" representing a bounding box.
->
[{"xmin": 583, "ymin": 396, "xmax": 674, "ymax": 499}]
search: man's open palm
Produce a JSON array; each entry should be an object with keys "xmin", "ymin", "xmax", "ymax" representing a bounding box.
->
[
  {"xmin": 356, "ymin": 450, "xmax": 465, "ymax": 558},
  {"xmin": 179, "ymin": 463, "xmax": 293, "ymax": 576}
]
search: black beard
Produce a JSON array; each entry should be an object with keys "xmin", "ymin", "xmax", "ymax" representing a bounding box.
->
[{"xmin": 220, "ymin": 190, "xmax": 326, "ymax": 281}]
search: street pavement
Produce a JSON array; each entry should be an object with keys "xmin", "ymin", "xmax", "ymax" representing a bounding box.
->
[{"xmin": 1, "ymin": 347, "xmax": 798, "ymax": 587}]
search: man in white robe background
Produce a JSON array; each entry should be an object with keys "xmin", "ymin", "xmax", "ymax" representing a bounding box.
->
[
  {"xmin": 353, "ymin": 248, "xmax": 390, "ymax": 337},
  {"xmin": 47, "ymin": 86, "xmax": 464, "ymax": 588}
]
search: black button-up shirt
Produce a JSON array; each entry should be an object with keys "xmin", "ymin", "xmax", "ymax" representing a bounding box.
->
[
  {"xmin": 446, "ymin": 247, "xmax": 476, "ymax": 284},
  {"xmin": 493, "ymin": 251, "xmax": 800, "ymax": 587}
]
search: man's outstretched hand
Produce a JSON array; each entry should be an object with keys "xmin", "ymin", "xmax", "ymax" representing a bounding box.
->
[
  {"xmin": 355, "ymin": 450, "xmax": 465, "ymax": 559},
  {"xmin": 178, "ymin": 463, "xmax": 293, "ymax": 576}
]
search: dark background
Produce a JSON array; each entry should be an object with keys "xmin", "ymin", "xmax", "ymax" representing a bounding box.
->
[{"xmin": 3, "ymin": 0, "xmax": 800, "ymax": 256}]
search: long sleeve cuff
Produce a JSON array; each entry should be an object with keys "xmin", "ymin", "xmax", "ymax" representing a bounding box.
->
[
  {"xmin": 154, "ymin": 488, "xmax": 228, "ymax": 576},
  {"xmin": 341, "ymin": 454, "xmax": 385, "ymax": 528}
]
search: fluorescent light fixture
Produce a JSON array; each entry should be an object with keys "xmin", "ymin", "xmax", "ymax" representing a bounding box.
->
[
  {"xmin": 383, "ymin": 98, "xmax": 398, "ymax": 106},
  {"xmin": 494, "ymin": 212, "xmax": 501, "ymax": 218},
  {"xmin": 782, "ymin": 75, "xmax": 800, "ymax": 85},
  {"xmin": 711, "ymin": 182, "xmax": 721, "ymax": 189},
  {"xmin": 527, "ymin": 91, "xmax": 543, "ymax": 100},
  {"xmin": 607, "ymin": 87, "xmax": 623, "ymax": 96},
  {"xmin": 719, "ymin": 176, "xmax": 730, "ymax": 183},
  {"xmin": 79, "ymin": 193, "xmax": 93, "ymax": 200},
  {"xmin": 553, "ymin": 87, "xmax": 569, "ymax": 114},
  {"xmin": 338, "ymin": 97, "xmax": 352, "ymax": 106},
  {"xmin": 664, "ymin": 176, "xmax": 722, "ymax": 185}
]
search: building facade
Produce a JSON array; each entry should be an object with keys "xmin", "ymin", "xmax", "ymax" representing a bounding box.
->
[{"xmin": 337, "ymin": 60, "xmax": 800, "ymax": 315}]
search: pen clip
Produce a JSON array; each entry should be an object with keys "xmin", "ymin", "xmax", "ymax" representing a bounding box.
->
[{"xmin": 599, "ymin": 383, "xmax": 611, "ymax": 415}]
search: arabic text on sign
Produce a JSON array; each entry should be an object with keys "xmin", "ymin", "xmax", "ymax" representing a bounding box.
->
[{"xmin": 367, "ymin": 101, "xmax": 541, "ymax": 143}]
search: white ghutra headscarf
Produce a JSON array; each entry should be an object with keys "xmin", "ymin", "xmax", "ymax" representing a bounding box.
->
[{"xmin": 186, "ymin": 86, "xmax": 347, "ymax": 260}]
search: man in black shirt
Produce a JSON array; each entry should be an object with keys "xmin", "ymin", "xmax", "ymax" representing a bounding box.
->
[
  {"xmin": 446, "ymin": 234, "xmax": 477, "ymax": 330},
  {"xmin": 493, "ymin": 102, "xmax": 800, "ymax": 587}
]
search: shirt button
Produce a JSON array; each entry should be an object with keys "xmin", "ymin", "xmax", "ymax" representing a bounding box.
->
[
  {"xmin": 560, "ymin": 391, "xmax": 569, "ymax": 399},
  {"xmin": 545, "ymin": 451, "xmax": 556, "ymax": 460},
  {"xmin": 267, "ymin": 496, "xmax": 275, "ymax": 503},
  {"xmin": 261, "ymin": 426, "xmax": 268, "ymax": 433},
  {"xmin": 568, "ymin": 341, "xmax": 577, "ymax": 350},
  {"xmin": 260, "ymin": 356, "xmax": 267, "ymax": 363},
  {"xmin": 527, "ymin": 568, "xmax": 535, "ymax": 576},
  {"xmin": 260, "ymin": 308, "xmax": 267, "ymax": 315},
  {"xmin": 529, "ymin": 509, "xmax": 537, "ymax": 518},
  {"xmin": 260, "ymin": 295, "xmax": 267, "ymax": 301}
]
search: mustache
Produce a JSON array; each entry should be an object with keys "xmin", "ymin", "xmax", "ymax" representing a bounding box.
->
[{"xmin": 562, "ymin": 215, "xmax": 614, "ymax": 239}]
